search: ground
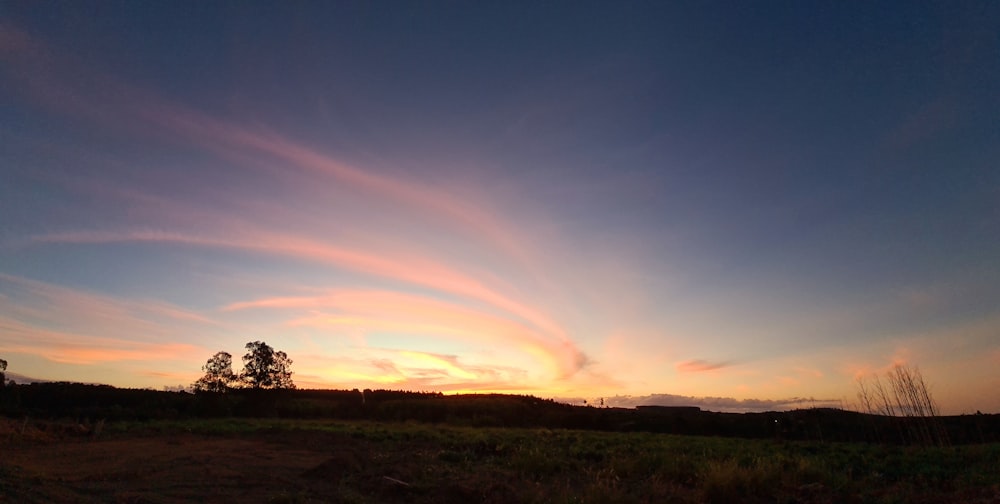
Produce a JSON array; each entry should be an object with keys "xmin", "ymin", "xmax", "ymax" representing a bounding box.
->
[{"xmin": 2, "ymin": 418, "xmax": 1000, "ymax": 503}]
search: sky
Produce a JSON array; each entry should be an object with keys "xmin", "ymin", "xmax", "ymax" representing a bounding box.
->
[{"xmin": 1, "ymin": 2, "xmax": 998, "ymax": 414}]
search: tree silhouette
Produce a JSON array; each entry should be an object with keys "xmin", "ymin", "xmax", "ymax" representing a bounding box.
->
[
  {"xmin": 0, "ymin": 357, "xmax": 6, "ymax": 387},
  {"xmin": 192, "ymin": 351, "xmax": 236, "ymax": 393},
  {"xmin": 240, "ymin": 341, "xmax": 295, "ymax": 390}
]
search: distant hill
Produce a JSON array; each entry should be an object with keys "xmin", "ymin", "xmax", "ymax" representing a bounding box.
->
[
  {"xmin": 4, "ymin": 372, "xmax": 50, "ymax": 385},
  {"xmin": 2, "ymin": 383, "xmax": 998, "ymax": 445}
]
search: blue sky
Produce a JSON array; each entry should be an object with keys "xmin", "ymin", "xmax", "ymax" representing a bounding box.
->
[{"xmin": 1, "ymin": 1, "xmax": 998, "ymax": 412}]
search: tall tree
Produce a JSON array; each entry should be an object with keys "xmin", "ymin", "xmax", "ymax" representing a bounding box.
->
[
  {"xmin": 0, "ymin": 357, "xmax": 6, "ymax": 387},
  {"xmin": 240, "ymin": 341, "xmax": 295, "ymax": 390},
  {"xmin": 192, "ymin": 351, "xmax": 236, "ymax": 393}
]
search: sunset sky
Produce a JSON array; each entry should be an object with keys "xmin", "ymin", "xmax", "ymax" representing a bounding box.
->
[{"xmin": 2, "ymin": 2, "xmax": 998, "ymax": 413}]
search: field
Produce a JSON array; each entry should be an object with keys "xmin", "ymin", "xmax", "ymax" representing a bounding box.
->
[{"xmin": 3, "ymin": 418, "xmax": 1000, "ymax": 503}]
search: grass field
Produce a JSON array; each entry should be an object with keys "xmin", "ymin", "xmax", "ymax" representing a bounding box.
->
[{"xmin": 3, "ymin": 417, "xmax": 1000, "ymax": 503}]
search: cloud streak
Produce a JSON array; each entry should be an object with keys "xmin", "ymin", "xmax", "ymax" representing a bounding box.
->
[
  {"xmin": 0, "ymin": 274, "xmax": 214, "ymax": 379},
  {"xmin": 676, "ymin": 359, "xmax": 736, "ymax": 373},
  {"xmin": 223, "ymin": 289, "xmax": 584, "ymax": 379},
  {"xmin": 1, "ymin": 22, "xmax": 537, "ymax": 268},
  {"xmin": 0, "ymin": 273, "xmax": 220, "ymax": 340},
  {"xmin": 0, "ymin": 316, "xmax": 201, "ymax": 365},
  {"xmin": 145, "ymin": 104, "xmax": 536, "ymax": 264},
  {"xmin": 3, "ymin": 6, "xmax": 999, "ymax": 414},
  {"xmin": 1, "ymin": 23, "xmax": 598, "ymax": 390},
  {"xmin": 30, "ymin": 229, "xmax": 585, "ymax": 375}
]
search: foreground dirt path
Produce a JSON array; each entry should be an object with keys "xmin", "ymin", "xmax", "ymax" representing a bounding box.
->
[{"xmin": 2, "ymin": 434, "xmax": 333, "ymax": 503}]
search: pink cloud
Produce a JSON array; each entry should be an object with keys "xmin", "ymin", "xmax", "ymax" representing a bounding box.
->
[
  {"xmin": 676, "ymin": 359, "xmax": 735, "ymax": 373},
  {"xmin": 891, "ymin": 348, "xmax": 913, "ymax": 367},
  {"xmin": 4, "ymin": 24, "xmax": 606, "ymax": 391},
  {"xmin": 0, "ymin": 317, "xmax": 202, "ymax": 365},
  {"xmin": 777, "ymin": 376, "xmax": 799, "ymax": 386},
  {"xmin": 226, "ymin": 289, "xmax": 585, "ymax": 379},
  {"xmin": 793, "ymin": 366, "xmax": 824, "ymax": 379},
  {"xmin": 0, "ymin": 274, "xmax": 223, "ymax": 377},
  {"xmin": 2, "ymin": 24, "xmax": 537, "ymax": 269},
  {"xmin": 0, "ymin": 273, "xmax": 220, "ymax": 338},
  {"xmin": 137, "ymin": 103, "xmax": 537, "ymax": 267},
  {"xmin": 36, "ymin": 344, "xmax": 197, "ymax": 365},
  {"xmin": 31, "ymin": 228, "xmax": 581, "ymax": 370}
]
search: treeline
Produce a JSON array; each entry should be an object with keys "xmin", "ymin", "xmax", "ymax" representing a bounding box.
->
[{"xmin": 2, "ymin": 382, "xmax": 999, "ymax": 444}]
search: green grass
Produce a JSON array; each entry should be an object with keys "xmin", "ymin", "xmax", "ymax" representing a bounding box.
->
[{"xmin": 84, "ymin": 418, "xmax": 1000, "ymax": 502}]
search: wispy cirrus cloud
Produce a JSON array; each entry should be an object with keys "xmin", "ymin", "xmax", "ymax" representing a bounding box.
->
[
  {"xmin": 2, "ymin": 22, "xmax": 598, "ymax": 392},
  {"xmin": 30, "ymin": 229, "xmax": 581, "ymax": 369},
  {"xmin": 143, "ymin": 103, "xmax": 536, "ymax": 265},
  {"xmin": 1, "ymin": 22, "xmax": 538, "ymax": 268},
  {"xmin": 676, "ymin": 359, "xmax": 736, "ymax": 373},
  {"xmin": 0, "ymin": 274, "xmax": 216, "ymax": 379},
  {"xmin": 0, "ymin": 273, "xmax": 220, "ymax": 341},
  {"xmin": 0, "ymin": 316, "xmax": 201, "ymax": 365},
  {"xmin": 223, "ymin": 289, "xmax": 584, "ymax": 379}
]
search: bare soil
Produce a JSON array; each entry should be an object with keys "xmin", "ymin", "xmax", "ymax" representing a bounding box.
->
[
  {"xmin": 0, "ymin": 421, "xmax": 525, "ymax": 503},
  {"xmin": 2, "ymin": 432, "xmax": 334, "ymax": 503}
]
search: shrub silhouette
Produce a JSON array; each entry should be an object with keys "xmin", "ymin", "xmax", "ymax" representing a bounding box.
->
[{"xmin": 856, "ymin": 364, "xmax": 949, "ymax": 446}]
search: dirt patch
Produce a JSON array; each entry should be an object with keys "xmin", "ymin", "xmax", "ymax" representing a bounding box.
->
[
  {"xmin": 300, "ymin": 449, "xmax": 364, "ymax": 482},
  {"xmin": 2, "ymin": 433, "xmax": 332, "ymax": 503},
  {"xmin": 0, "ymin": 424, "xmax": 450, "ymax": 504}
]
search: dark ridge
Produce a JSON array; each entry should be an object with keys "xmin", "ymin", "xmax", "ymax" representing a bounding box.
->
[{"xmin": 2, "ymin": 382, "xmax": 998, "ymax": 445}]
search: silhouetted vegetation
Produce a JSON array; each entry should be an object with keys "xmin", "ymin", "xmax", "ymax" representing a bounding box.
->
[
  {"xmin": 239, "ymin": 341, "xmax": 294, "ymax": 390},
  {"xmin": 856, "ymin": 364, "xmax": 950, "ymax": 446},
  {"xmin": 1, "ymin": 353, "xmax": 995, "ymax": 447},
  {"xmin": 192, "ymin": 341, "xmax": 295, "ymax": 393},
  {"xmin": 3, "ymin": 359, "xmax": 1000, "ymax": 501},
  {"xmin": 2, "ymin": 382, "xmax": 999, "ymax": 445},
  {"xmin": 192, "ymin": 351, "xmax": 236, "ymax": 393}
]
